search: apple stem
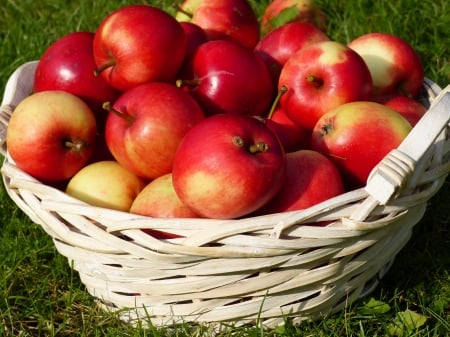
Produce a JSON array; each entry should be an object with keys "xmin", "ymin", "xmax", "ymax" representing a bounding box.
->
[
  {"xmin": 102, "ymin": 101, "xmax": 135, "ymax": 124},
  {"xmin": 267, "ymin": 85, "xmax": 288, "ymax": 120},
  {"xmin": 306, "ymin": 75, "xmax": 324, "ymax": 88},
  {"xmin": 174, "ymin": 5, "xmax": 193, "ymax": 18},
  {"xmin": 317, "ymin": 150, "xmax": 346, "ymax": 161},
  {"xmin": 233, "ymin": 136, "xmax": 269, "ymax": 154},
  {"xmin": 94, "ymin": 59, "xmax": 116, "ymax": 77},
  {"xmin": 249, "ymin": 142, "xmax": 269, "ymax": 153},
  {"xmin": 176, "ymin": 78, "xmax": 199, "ymax": 88},
  {"xmin": 64, "ymin": 139, "xmax": 87, "ymax": 152}
]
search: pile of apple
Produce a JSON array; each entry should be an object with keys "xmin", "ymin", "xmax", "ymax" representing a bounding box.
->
[{"xmin": 6, "ymin": 0, "xmax": 428, "ymax": 224}]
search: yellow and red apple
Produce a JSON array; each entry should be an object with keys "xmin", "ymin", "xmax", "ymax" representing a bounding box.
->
[
  {"xmin": 255, "ymin": 21, "xmax": 329, "ymax": 85},
  {"xmin": 172, "ymin": 114, "xmax": 286, "ymax": 219},
  {"xmin": 347, "ymin": 32, "xmax": 424, "ymax": 100},
  {"xmin": 130, "ymin": 173, "xmax": 200, "ymax": 219},
  {"xmin": 7, "ymin": 90, "xmax": 97, "ymax": 182},
  {"xmin": 311, "ymin": 101, "xmax": 412, "ymax": 189},
  {"xmin": 279, "ymin": 40, "xmax": 373, "ymax": 130},
  {"xmin": 382, "ymin": 95, "xmax": 427, "ymax": 127},
  {"xmin": 175, "ymin": 0, "xmax": 260, "ymax": 49},
  {"xmin": 258, "ymin": 149, "xmax": 344, "ymax": 214},
  {"xmin": 66, "ymin": 160, "xmax": 146, "ymax": 212},
  {"xmin": 105, "ymin": 82, "xmax": 205, "ymax": 180}
]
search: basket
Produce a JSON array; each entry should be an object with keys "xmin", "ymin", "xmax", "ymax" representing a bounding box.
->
[{"xmin": 1, "ymin": 61, "xmax": 449, "ymax": 329}]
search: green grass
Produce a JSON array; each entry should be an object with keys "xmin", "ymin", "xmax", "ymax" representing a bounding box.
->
[{"xmin": 0, "ymin": 0, "xmax": 449, "ymax": 336}]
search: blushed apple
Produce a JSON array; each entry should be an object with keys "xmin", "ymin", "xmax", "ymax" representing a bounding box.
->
[
  {"xmin": 255, "ymin": 21, "xmax": 329, "ymax": 86},
  {"xmin": 258, "ymin": 149, "xmax": 344, "ymax": 214},
  {"xmin": 130, "ymin": 173, "xmax": 200, "ymax": 218},
  {"xmin": 176, "ymin": 0, "xmax": 260, "ymax": 49},
  {"xmin": 311, "ymin": 101, "xmax": 412, "ymax": 189},
  {"xmin": 105, "ymin": 82, "xmax": 205, "ymax": 180},
  {"xmin": 279, "ymin": 40, "xmax": 373, "ymax": 130},
  {"xmin": 347, "ymin": 32, "xmax": 424, "ymax": 99},
  {"xmin": 382, "ymin": 95, "xmax": 426, "ymax": 127},
  {"xmin": 172, "ymin": 114, "xmax": 286, "ymax": 219},
  {"xmin": 93, "ymin": 4, "xmax": 187, "ymax": 91},
  {"xmin": 66, "ymin": 160, "xmax": 146, "ymax": 212},
  {"xmin": 7, "ymin": 90, "xmax": 97, "ymax": 182}
]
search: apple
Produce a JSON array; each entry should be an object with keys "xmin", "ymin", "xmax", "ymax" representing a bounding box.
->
[
  {"xmin": 178, "ymin": 39, "xmax": 274, "ymax": 116},
  {"xmin": 264, "ymin": 105, "xmax": 311, "ymax": 152},
  {"xmin": 33, "ymin": 31, "xmax": 120, "ymax": 132},
  {"xmin": 179, "ymin": 21, "xmax": 208, "ymax": 58},
  {"xmin": 254, "ymin": 21, "xmax": 329, "ymax": 85},
  {"xmin": 172, "ymin": 113, "xmax": 286, "ymax": 219},
  {"xmin": 93, "ymin": 4, "xmax": 187, "ymax": 91},
  {"xmin": 260, "ymin": 0, "xmax": 327, "ymax": 35},
  {"xmin": 382, "ymin": 95, "xmax": 427, "ymax": 127},
  {"xmin": 66, "ymin": 160, "xmax": 146, "ymax": 212},
  {"xmin": 175, "ymin": 0, "xmax": 260, "ymax": 49},
  {"xmin": 279, "ymin": 40, "xmax": 373, "ymax": 130},
  {"xmin": 258, "ymin": 149, "xmax": 344, "ymax": 214},
  {"xmin": 347, "ymin": 32, "xmax": 424, "ymax": 99},
  {"xmin": 6, "ymin": 90, "xmax": 97, "ymax": 182},
  {"xmin": 105, "ymin": 82, "xmax": 205, "ymax": 180},
  {"xmin": 130, "ymin": 173, "xmax": 200, "ymax": 218},
  {"xmin": 310, "ymin": 101, "xmax": 412, "ymax": 189}
]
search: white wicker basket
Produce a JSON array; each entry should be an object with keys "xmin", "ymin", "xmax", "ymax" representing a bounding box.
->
[{"xmin": 1, "ymin": 61, "xmax": 449, "ymax": 329}]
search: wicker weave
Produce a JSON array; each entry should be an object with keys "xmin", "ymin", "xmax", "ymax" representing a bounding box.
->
[{"xmin": 1, "ymin": 61, "xmax": 449, "ymax": 329}]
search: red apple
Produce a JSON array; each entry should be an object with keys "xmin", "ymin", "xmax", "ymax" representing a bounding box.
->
[
  {"xmin": 261, "ymin": 0, "xmax": 327, "ymax": 35},
  {"xmin": 311, "ymin": 101, "xmax": 412, "ymax": 189},
  {"xmin": 33, "ymin": 32, "xmax": 120, "ymax": 131},
  {"xmin": 105, "ymin": 82, "xmax": 205, "ymax": 180},
  {"xmin": 66, "ymin": 160, "xmax": 146, "ymax": 212},
  {"xmin": 382, "ymin": 95, "xmax": 427, "ymax": 127},
  {"xmin": 130, "ymin": 173, "xmax": 200, "ymax": 218},
  {"xmin": 172, "ymin": 114, "xmax": 286, "ymax": 219},
  {"xmin": 347, "ymin": 32, "xmax": 424, "ymax": 99},
  {"xmin": 176, "ymin": 0, "xmax": 260, "ymax": 49},
  {"xmin": 179, "ymin": 21, "xmax": 208, "ymax": 58},
  {"xmin": 6, "ymin": 90, "xmax": 97, "ymax": 182},
  {"xmin": 264, "ymin": 106, "xmax": 311, "ymax": 152},
  {"xmin": 255, "ymin": 21, "xmax": 329, "ymax": 85},
  {"xmin": 93, "ymin": 4, "xmax": 187, "ymax": 91},
  {"xmin": 178, "ymin": 39, "xmax": 274, "ymax": 116},
  {"xmin": 258, "ymin": 149, "xmax": 344, "ymax": 214},
  {"xmin": 279, "ymin": 40, "xmax": 373, "ymax": 130}
]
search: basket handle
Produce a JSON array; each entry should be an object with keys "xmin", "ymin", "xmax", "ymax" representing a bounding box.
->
[{"xmin": 365, "ymin": 84, "xmax": 450, "ymax": 205}]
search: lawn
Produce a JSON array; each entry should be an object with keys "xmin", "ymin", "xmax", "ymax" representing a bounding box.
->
[{"xmin": 0, "ymin": 0, "xmax": 449, "ymax": 336}]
